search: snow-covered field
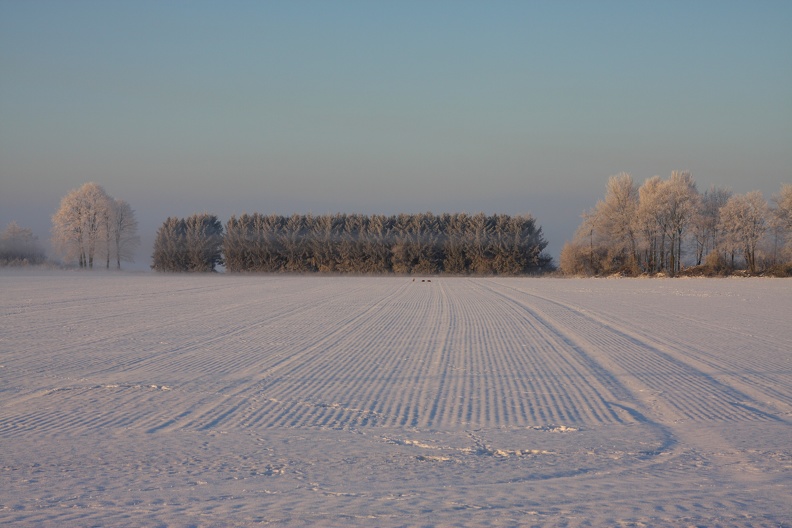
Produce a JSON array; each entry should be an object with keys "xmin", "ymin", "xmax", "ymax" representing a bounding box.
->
[{"xmin": 1, "ymin": 272, "xmax": 790, "ymax": 527}]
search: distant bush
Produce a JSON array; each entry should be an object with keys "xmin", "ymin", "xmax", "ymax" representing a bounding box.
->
[
  {"xmin": 0, "ymin": 222, "xmax": 46, "ymax": 266},
  {"xmin": 759, "ymin": 264, "xmax": 792, "ymax": 277}
]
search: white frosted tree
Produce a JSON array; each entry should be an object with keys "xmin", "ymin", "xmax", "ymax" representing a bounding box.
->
[
  {"xmin": 279, "ymin": 213, "xmax": 309, "ymax": 272},
  {"xmin": 363, "ymin": 214, "xmax": 394, "ymax": 273},
  {"xmin": 775, "ymin": 184, "xmax": 792, "ymax": 230},
  {"xmin": 562, "ymin": 174, "xmax": 644, "ymax": 275},
  {"xmin": 771, "ymin": 184, "xmax": 792, "ymax": 264},
  {"xmin": 51, "ymin": 183, "xmax": 138, "ymax": 269},
  {"xmin": 51, "ymin": 182, "xmax": 113, "ymax": 269},
  {"xmin": 110, "ymin": 199, "xmax": 140, "ymax": 269},
  {"xmin": 691, "ymin": 186, "xmax": 732, "ymax": 266},
  {"xmin": 719, "ymin": 191, "xmax": 769, "ymax": 274},
  {"xmin": 636, "ymin": 175, "xmax": 669, "ymax": 273},
  {"xmin": 594, "ymin": 173, "xmax": 640, "ymax": 272},
  {"xmin": 664, "ymin": 171, "xmax": 699, "ymax": 275}
]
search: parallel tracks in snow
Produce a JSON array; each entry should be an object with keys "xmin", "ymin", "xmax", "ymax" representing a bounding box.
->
[
  {"xmin": 2, "ymin": 274, "xmax": 791, "ymax": 527},
  {"xmin": 1, "ymin": 275, "xmax": 789, "ymax": 436}
]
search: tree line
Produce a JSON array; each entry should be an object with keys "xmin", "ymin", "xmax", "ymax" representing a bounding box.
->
[
  {"xmin": 8, "ymin": 177, "xmax": 790, "ymax": 277},
  {"xmin": 151, "ymin": 214, "xmax": 224, "ymax": 272},
  {"xmin": 151, "ymin": 212, "xmax": 553, "ymax": 275},
  {"xmin": 560, "ymin": 172, "xmax": 792, "ymax": 276}
]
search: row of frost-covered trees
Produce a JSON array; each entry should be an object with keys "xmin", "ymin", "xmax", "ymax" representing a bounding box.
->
[
  {"xmin": 11, "ymin": 177, "xmax": 790, "ymax": 276},
  {"xmin": 151, "ymin": 214, "xmax": 224, "ymax": 272},
  {"xmin": 152, "ymin": 212, "xmax": 553, "ymax": 275},
  {"xmin": 561, "ymin": 172, "xmax": 792, "ymax": 276}
]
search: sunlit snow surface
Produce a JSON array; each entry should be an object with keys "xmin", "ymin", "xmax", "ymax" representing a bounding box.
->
[{"xmin": 1, "ymin": 272, "xmax": 790, "ymax": 526}]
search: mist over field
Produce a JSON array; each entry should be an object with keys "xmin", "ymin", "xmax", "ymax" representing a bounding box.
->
[{"xmin": 1, "ymin": 272, "xmax": 790, "ymax": 526}]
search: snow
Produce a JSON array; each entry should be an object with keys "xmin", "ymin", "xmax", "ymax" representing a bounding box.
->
[{"xmin": 1, "ymin": 272, "xmax": 790, "ymax": 526}]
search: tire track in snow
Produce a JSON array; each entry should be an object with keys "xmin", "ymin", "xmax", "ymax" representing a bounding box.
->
[
  {"xmin": 0, "ymin": 384, "xmax": 183, "ymax": 437},
  {"xmin": 180, "ymin": 277, "xmax": 647, "ymax": 431},
  {"xmin": 470, "ymin": 280, "xmax": 791, "ymax": 488},
  {"xmin": 481, "ymin": 279, "xmax": 792, "ymax": 495},
  {"xmin": 0, "ymin": 276, "xmax": 308, "ymax": 389},
  {"xmin": 0, "ymin": 277, "xmax": 398, "ymax": 436},
  {"xmin": 245, "ymin": 280, "xmax": 442, "ymax": 429},
  {"xmin": 148, "ymin": 278, "xmax": 416, "ymax": 432},
  {"xmin": 525, "ymin": 279, "xmax": 792, "ymax": 417},
  {"xmin": 442, "ymin": 279, "xmax": 637, "ymax": 428},
  {"xmin": 5, "ymin": 275, "xmax": 773, "ymax": 438},
  {"xmin": 232, "ymin": 278, "xmax": 638, "ymax": 430},
  {"xmin": 557, "ymin": 299, "xmax": 792, "ymax": 416},
  {"xmin": 481, "ymin": 279, "xmax": 788, "ymax": 426},
  {"xmin": 2, "ymin": 275, "xmax": 788, "ymax": 527}
]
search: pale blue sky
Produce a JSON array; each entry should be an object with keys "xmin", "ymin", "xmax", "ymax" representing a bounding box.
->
[{"xmin": 1, "ymin": 1, "xmax": 791, "ymax": 266}]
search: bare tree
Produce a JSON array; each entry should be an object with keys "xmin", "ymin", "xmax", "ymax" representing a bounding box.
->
[
  {"xmin": 691, "ymin": 186, "xmax": 732, "ymax": 266},
  {"xmin": 110, "ymin": 199, "xmax": 140, "ymax": 269},
  {"xmin": 719, "ymin": 191, "xmax": 769, "ymax": 274},
  {"xmin": 51, "ymin": 182, "xmax": 113, "ymax": 269},
  {"xmin": 664, "ymin": 171, "xmax": 699, "ymax": 275},
  {"xmin": 51, "ymin": 183, "xmax": 138, "ymax": 270},
  {"xmin": 561, "ymin": 175, "xmax": 639, "ymax": 277},
  {"xmin": 770, "ymin": 184, "xmax": 792, "ymax": 264},
  {"xmin": 562, "ymin": 173, "xmax": 786, "ymax": 276},
  {"xmin": 594, "ymin": 173, "xmax": 640, "ymax": 273},
  {"xmin": 634, "ymin": 172, "xmax": 698, "ymax": 274},
  {"xmin": 775, "ymin": 184, "xmax": 792, "ymax": 230}
]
